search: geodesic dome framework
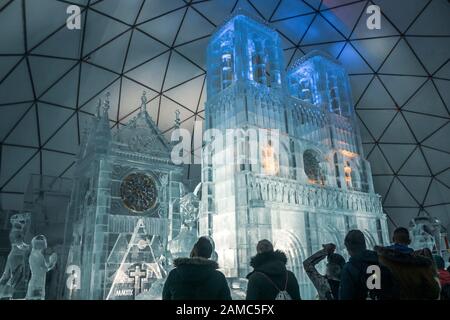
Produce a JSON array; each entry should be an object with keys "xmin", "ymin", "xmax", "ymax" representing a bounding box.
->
[{"xmin": 0, "ymin": 0, "xmax": 449, "ymax": 232}]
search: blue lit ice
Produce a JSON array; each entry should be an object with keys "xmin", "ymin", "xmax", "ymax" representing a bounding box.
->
[{"xmin": 198, "ymin": 14, "xmax": 389, "ymax": 299}]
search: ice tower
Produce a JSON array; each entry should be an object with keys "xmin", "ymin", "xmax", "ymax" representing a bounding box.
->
[{"xmin": 199, "ymin": 14, "xmax": 389, "ymax": 298}]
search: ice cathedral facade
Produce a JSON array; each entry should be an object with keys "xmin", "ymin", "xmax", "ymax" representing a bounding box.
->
[{"xmin": 198, "ymin": 14, "xmax": 389, "ymax": 298}]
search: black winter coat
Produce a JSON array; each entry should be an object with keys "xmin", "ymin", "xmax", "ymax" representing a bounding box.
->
[
  {"xmin": 246, "ymin": 250, "xmax": 301, "ymax": 300},
  {"xmin": 162, "ymin": 257, "xmax": 232, "ymax": 300},
  {"xmin": 339, "ymin": 249, "xmax": 399, "ymax": 300}
]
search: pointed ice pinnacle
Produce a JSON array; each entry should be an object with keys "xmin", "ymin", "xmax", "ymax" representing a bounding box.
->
[
  {"xmin": 80, "ymin": 125, "xmax": 90, "ymax": 147},
  {"xmin": 96, "ymin": 98, "xmax": 102, "ymax": 118},
  {"xmin": 174, "ymin": 109, "xmax": 180, "ymax": 128},
  {"xmin": 103, "ymin": 92, "xmax": 111, "ymax": 114},
  {"xmin": 141, "ymin": 91, "xmax": 147, "ymax": 113}
]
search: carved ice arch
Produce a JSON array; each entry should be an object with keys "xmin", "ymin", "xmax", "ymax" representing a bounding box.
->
[
  {"xmin": 277, "ymin": 141, "xmax": 295, "ymax": 179},
  {"xmin": 272, "ymin": 229, "xmax": 314, "ymax": 299},
  {"xmin": 362, "ymin": 229, "xmax": 378, "ymax": 250},
  {"xmin": 321, "ymin": 224, "xmax": 344, "ymax": 252}
]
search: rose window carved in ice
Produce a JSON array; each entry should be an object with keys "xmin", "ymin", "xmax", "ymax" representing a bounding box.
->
[{"xmin": 120, "ymin": 173, "xmax": 158, "ymax": 213}]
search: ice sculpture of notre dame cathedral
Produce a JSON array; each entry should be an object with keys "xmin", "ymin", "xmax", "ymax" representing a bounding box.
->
[{"xmin": 198, "ymin": 14, "xmax": 389, "ymax": 298}]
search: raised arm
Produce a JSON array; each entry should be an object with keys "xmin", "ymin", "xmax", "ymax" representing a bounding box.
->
[{"xmin": 303, "ymin": 244, "xmax": 335, "ymax": 300}]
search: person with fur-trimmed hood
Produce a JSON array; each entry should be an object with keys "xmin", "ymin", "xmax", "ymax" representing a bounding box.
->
[
  {"xmin": 246, "ymin": 240, "xmax": 301, "ymax": 300},
  {"xmin": 375, "ymin": 246, "xmax": 440, "ymax": 300},
  {"xmin": 162, "ymin": 237, "xmax": 231, "ymax": 300}
]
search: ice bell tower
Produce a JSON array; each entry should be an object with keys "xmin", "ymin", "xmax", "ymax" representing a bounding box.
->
[
  {"xmin": 200, "ymin": 14, "xmax": 293, "ymax": 278},
  {"xmin": 205, "ymin": 13, "xmax": 286, "ymax": 131}
]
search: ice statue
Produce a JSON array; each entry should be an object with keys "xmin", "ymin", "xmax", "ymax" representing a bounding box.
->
[
  {"xmin": 0, "ymin": 213, "xmax": 31, "ymax": 299},
  {"xmin": 409, "ymin": 217, "xmax": 440, "ymax": 251},
  {"xmin": 180, "ymin": 192, "xmax": 200, "ymax": 228},
  {"xmin": 25, "ymin": 235, "xmax": 57, "ymax": 300},
  {"xmin": 168, "ymin": 191, "xmax": 200, "ymax": 260}
]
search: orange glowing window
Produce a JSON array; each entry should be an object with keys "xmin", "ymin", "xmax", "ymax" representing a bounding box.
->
[
  {"xmin": 344, "ymin": 161, "xmax": 352, "ymax": 186},
  {"xmin": 261, "ymin": 143, "xmax": 279, "ymax": 176},
  {"xmin": 340, "ymin": 149, "xmax": 359, "ymax": 158}
]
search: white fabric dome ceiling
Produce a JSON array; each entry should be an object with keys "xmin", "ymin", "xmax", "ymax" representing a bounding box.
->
[{"xmin": 0, "ymin": 0, "xmax": 449, "ymax": 232}]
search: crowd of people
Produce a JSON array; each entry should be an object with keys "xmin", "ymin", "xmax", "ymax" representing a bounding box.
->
[{"xmin": 162, "ymin": 228, "xmax": 450, "ymax": 300}]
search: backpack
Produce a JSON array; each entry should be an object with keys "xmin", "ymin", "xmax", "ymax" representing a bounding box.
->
[
  {"xmin": 347, "ymin": 260, "xmax": 398, "ymax": 300},
  {"xmin": 257, "ymin": 271, "xmax": 292, "ymax": 300}
]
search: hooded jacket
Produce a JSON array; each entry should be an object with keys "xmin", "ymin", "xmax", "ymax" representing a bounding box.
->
[
  {"xmin": 339, "ymin": 250, "xmax": 377, "ymax": 300},
  {"xmin": 339, "ymin": 249, "xmax": 398, "ymax": 300},
  {"xmin": 375, "ymin": 246, "xmax": 440, "ymax": 300},
  {"xmin": 246, "ymin": 250, "xmax": 301, "ymax": 300},
  {"xmin": 162, "ymin": 257, "xmax": 231, "ymax": 300},
  {"xmin": 386, "ymin": 243, "xmax": 414, "ymax": 254}
]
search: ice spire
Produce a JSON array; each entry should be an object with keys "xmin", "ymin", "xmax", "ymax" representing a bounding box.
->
[
  {"xmin": 140, "ymin": 91, "xmax": 147, "ymax": 113},
  {"xmin": 171, "ymin": 109, "xmax": 182, "ymax": 147},
  {"xmin": 174, "ymin": 109, "xmax": 180, "ymax": 128},
  {"xmin": 103, "ymin": 92, "xmax": 111, "ymax": 116},
  {"xmin": 78, "ymin": 124, "xmax": 90, "ymax": 159},
  {"xmin": 96, "ymin": 98, "xmax": 102, "ymax": 118},
  {"xmin": 94, "ymin": 92, "xmax": 112, "ymax": 151}
]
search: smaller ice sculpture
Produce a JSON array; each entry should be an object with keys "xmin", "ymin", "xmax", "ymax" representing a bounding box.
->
[
  {"xmin": 409, "ymin": 217, "xmax": 438, "ymax": 251},
  {"xmin": 168, "ymin": 191, "xmax": 200, "ymax": 260},
  {"xmin": 26, "ymin": 235, "xmax": 57, "ymax": 300},
  {"xmin": 180, "ymin": 192, "xmax": 200, "ymax": 229},
  {"xmin": 0, "ymin": 213, "xmax": 31, "ymax": 299},
  {"xmin": 106, "ymin": 219, "xmax": 165, "ymax": 300}
]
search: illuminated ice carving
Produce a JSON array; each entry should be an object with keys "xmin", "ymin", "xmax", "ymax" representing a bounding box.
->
[
  {"xmin": 167, "ymin": 191, "xmax": 200, "ymax": 260},
  {"xmin": 106, "ymin": 219, "xmax": 165, "ymax": 300},
  {"xmin": 199, "ymin": 14, "xmax": 389, "ymax": 299},
  {"xmin": 62, "ymin": 92, "xmax": 183, "ymax": 300},
  {"xmin": 26, "ymin": 235, "xmax": 57, "ymax": 300},
  {"xmin": 409, "ymin": 216, "xmax": 445, "ymax": 252},
  {"xmin": 0, "ymin": 213, "xmax": 31, "ymax": 299}
]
